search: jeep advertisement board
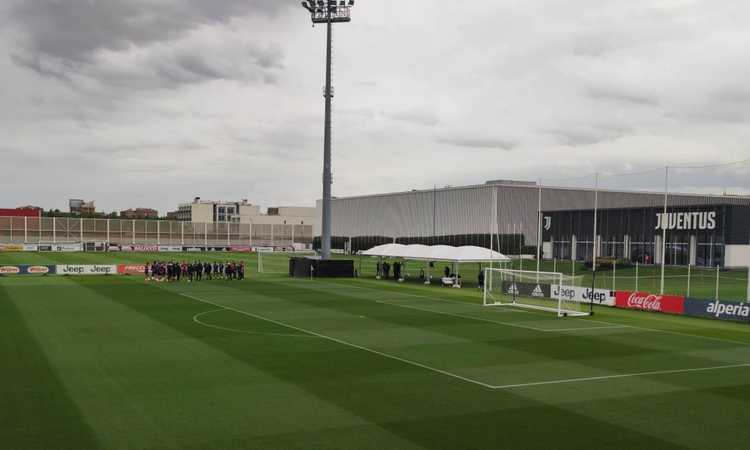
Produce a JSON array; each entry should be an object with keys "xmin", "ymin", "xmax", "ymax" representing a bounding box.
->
[
  {"xmin": 552, "ymin": 285, "xmax": 615, "ymax": 306},
  {"xmin": 57, "ymin": 265, "xmax": 118, "ymax": 276},
  {"xmin": 684, "ymin": 298, "xmax": 750, "ymax": 323}
]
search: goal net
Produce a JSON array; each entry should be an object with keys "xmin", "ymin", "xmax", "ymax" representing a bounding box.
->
[{"xmin": 483, "ymin": 268, "xmax": 591, "ymax": 317}]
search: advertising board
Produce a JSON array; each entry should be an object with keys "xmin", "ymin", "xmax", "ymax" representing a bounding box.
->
[
  {"xmin": 0, "ymin": 244, "xmax": 24, "ymax": 252},
  {"xmin": 158, "ymin": 245, "xmax": 182, "ymax": 252},
  {"xmin": 684, "ymin": 298, "xmax": 750, "ymax": 323},
  {"xmin": 117, "ymin": 264, "xmax": 146, "ymax": 275},
  {"xmin": 229, "ymin": 246, "xmax": 252, "ymax": 253},
  {"xmin": 0, "ymin": 265, "xmax": 56, "ymax": 275},
  {"xmin": 57, "ymin": 265, "xmax": 118, "ymax": 276},
  {"xmin": 23, "ymin": 244, "xmax": 39, "ymax": 252},
  {"xmin": 615, "ymin": 291, "xmax": 685, "ymax": 315},
  {"xmin": 46, "ymin": 243, "xmax": 84, "ymax": 252},
  {"xmin": 121, "ymin": 245, "xmax": 159, "ymax": 252},
  {"xmin": 552, "ymin": 285, "xmax": 615, "ymax": 306},
  {"xmin": 501, "ymin": 281, "xmax": 551, "ymax": 298}
]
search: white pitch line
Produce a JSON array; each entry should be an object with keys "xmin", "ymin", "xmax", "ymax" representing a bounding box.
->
[
  {"xmin": 491, "ymin": 362, "xmax": 750, "ymax": 390},
  {"xmin": 375, "ymin": 300, "xmax": 625, "ymax": 333},
  {"xmin": 179, "ymin": 293, "xmax": 497, "ymax": 390},
  {"xmin": 278, "ymin": 278, "xmax": 533, "ymax": 314},
  {"xmin": 302, "ymin": 279, "xmax": 750, "ymax": 347},
  {"xmin": 192, "ymin": 309, "xmax": 317, "ymax": 339}
]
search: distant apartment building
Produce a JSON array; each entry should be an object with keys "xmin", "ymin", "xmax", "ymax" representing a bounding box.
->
[
  {"xmin": 69, "ymin": 199, "xmax": 96, "ymax": 215},
  {"xmin": 264, "ymin": 206, "xmax": 316, "ymax": 226},
  {"xmin": 166, "ymin": 210, "xmax": 180, "ymax": 220},
  {"xmin": 120, "ymin": 208, "xmax": 158, "ymax": 219},
  {"xmin": 177, "ymin": 198, "xmax": 260, "ymax": 223},
  {"xmin": 175, "ymin": 198, "xmax": 316, "ymax": 226}
]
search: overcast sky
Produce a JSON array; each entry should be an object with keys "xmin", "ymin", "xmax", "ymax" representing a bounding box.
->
[{"xmin": 1, "ymin": 0, "xmax": 749, "ymax": 214}]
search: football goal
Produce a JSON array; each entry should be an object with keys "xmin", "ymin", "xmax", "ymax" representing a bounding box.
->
[{"xmin": 483, "ymin": 268, "xmax": 591, "ymax": 317}]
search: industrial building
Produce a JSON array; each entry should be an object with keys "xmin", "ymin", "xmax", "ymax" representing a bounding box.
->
[{"xmin": 317, "ymin": 180, "xmax": 750, "ymax": 268}]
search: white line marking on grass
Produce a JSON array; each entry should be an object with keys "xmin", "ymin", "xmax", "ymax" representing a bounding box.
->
[
  {"xmin": 492, "ymin": 362, "xmax": 750, "ymax": 390},
  {"xmin": 264, "ymin": 278, "xmax": 532, "ymax": 313},
  {"xmin": 193, "ymin": 309, "xmax": 318, "ymax": 339},
  {"xmin": 375, "ymin": 300, "xmax": 626, "ymax": 333},
  {"xmin": 298, "ymin": 279, "xmax": 750, "ymax": 346},
  {"xmin": 180, "ymin": 293, "xmax": 497, "ymax": 390}
]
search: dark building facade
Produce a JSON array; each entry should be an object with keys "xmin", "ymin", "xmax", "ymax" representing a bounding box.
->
[{"xmin": 543, "ymin": 204, "xmax": 750, "ymax": 268}]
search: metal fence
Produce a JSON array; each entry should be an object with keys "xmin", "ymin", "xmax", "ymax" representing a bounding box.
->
[{"xmin": 0, "ymin": 217, "xmax": 313, "ymax": 248}]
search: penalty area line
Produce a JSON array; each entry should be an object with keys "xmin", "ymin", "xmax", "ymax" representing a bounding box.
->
[
  {"xmin": 375, "ymin": 300, "xmax": 626, "ymax": 333},
  {"xmin": 492, "ymin": 362, "xmax": 750, "ymax": 390},
  {"xmin": 179, "ymin": 293, "xmax": 497, "ymax": 390}
]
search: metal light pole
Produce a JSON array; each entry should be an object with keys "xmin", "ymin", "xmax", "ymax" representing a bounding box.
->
[{"xmin": 301, "ymin": 0, "xmax": 355, "ymax": 259}]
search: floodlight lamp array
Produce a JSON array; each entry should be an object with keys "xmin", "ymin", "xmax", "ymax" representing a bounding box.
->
[{"xmin": 301, "ymin": 0, "xmax": 354, "ymax": 23}]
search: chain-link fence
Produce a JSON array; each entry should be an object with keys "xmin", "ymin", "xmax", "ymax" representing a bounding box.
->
[{"xmin": 0, "ymin": 217, "xmax": 313, "ymax": 248}]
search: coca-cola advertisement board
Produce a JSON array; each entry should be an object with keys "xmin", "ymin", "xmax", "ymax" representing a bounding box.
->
[{"xmin": 615, "ymin": 291, "xmax": 685, "ymax": 315}]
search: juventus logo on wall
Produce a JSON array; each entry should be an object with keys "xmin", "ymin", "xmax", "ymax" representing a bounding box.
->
[{"xmin": 544, "ymin": 216, "xmax": 552, "ymax": 231}]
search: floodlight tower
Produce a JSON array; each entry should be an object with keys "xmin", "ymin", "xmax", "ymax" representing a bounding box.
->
[{"xmin": 301, "ymin": 0, "xmax": 355, "ymax": 260}]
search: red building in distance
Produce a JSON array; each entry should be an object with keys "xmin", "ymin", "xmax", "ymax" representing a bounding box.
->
[{"xmin": 0, "ymin": 207, "xmax": 42, "ymax": 218}]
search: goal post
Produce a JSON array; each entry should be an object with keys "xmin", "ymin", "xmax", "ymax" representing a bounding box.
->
[{"xmin": 483, "ymin": 268, "xmax": 592, "ymax": 317}]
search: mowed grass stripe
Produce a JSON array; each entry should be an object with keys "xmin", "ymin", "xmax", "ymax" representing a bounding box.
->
[
  {"xmin": 0, "ymin": 275, "xmax": 719, "ymax": 449},
  {"xmin": 204, "ymin": 278, "xmax": 749, "ymax": 378},
  {"xmin": 100, "ymin": 278, "xmax": 685, "ymax": 450},
  {"xmin": 0, "ymin": 282, "xmax": 101, "ymax": 450},
  {"xmin": 68, "ymin": 277, "xmax": 457, "ymax": 449}
]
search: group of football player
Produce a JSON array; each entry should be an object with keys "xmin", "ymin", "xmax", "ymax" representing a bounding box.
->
[{"xmin": 145, "ymin": 261, "xmax": 246, "ymax": 282}]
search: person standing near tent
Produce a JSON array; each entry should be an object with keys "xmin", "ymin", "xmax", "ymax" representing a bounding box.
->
[
  {"xmin": 478, "ymin": 270, "xmax": 485, "ymax": 289},
  {"xmin": 444, "ymin": 266, "xmax": 450, "ymax": 278},
  {"xmin": 383, "ymin": 261, "xmax": 391, "ymax": 279}
]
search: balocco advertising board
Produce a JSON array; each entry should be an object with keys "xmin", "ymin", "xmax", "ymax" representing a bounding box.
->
[
  {"xmin": 57, "ymin": 265, "xmax": 118, "ymax": 276},
  {"xmin": 0, "ymin": 265, "xmax": 22, "ymax": 275},
  {"xmin": 615, "ymin": 291, "xmax": 685, "ymax": 315},
  {"xmin": 121, "ymin": 245, "xmax": 159, "ymax": 252},
  {"xmin": 552, "ymin": 285, "xmax": 615, "ymax": 306},
  {"xmin": 0, "ymin": 265, "xmax": 56, "ymax": 275},
  {"xmin": 0, "ymin": 244, "xmax": 24, "ymax": 252}
]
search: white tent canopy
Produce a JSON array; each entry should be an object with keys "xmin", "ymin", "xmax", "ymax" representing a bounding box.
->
[{"xmin": 361, "ymin": 244, "xmax": 510, "ymax": 263}]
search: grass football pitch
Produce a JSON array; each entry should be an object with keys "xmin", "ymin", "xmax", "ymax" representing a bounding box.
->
[{"xmin": 2, "ymin": 252, "xmax": 750, "ymax": 449}]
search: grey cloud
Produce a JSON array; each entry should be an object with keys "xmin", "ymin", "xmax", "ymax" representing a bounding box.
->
[
  {"xmin": 586, "ymin": 86, "xmax": 659, "ymax": 107},
  {"xmin": 386, "ymin": 108, "xmax": 440, "ymax": 127},
  {"xmin": 10, "ymin": 51, "xmax": 73, "ymax": 83},
  {"xmin": 10, "ymin": 0, "xmax": 285, "ymax": 62},
  {"xmin": 437, "ymin": 136, "xmax": 517, "ymax": 151},
  {"xmin": 545, "ymin": 124, "xmax": 631, "ymax": 147},
  {"xmin": 9, "ymin": 0, "xmax": 287, "ymax": 89}
]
